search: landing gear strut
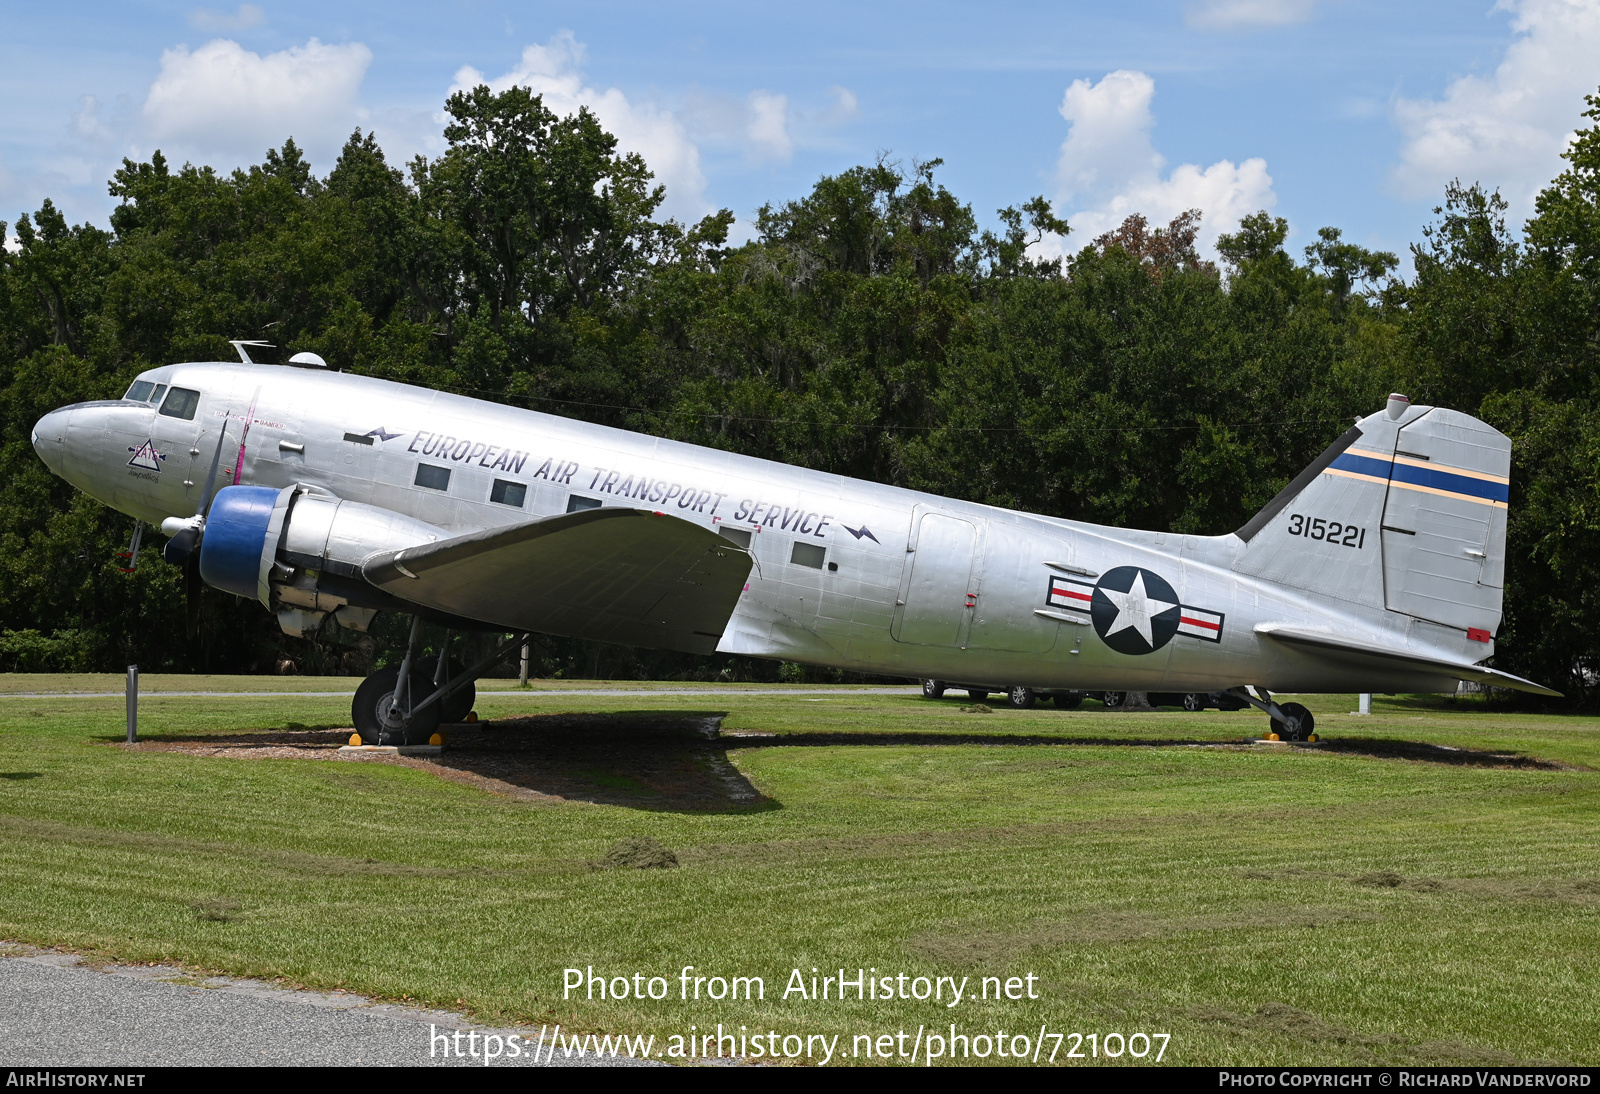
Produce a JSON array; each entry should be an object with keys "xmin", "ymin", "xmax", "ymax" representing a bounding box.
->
[
  {"xmin": 1226, "ymin": 687, "xmax": 1317, "ymax": 742},
  {"xmin": 352, "ymin": 620, "xmax": 529, "ymax": 746}
]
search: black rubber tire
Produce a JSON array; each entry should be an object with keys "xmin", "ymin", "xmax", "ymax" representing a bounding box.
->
[
  {"xmin": 966, "ymin": 688, "xmax": 990, "ymax": 702},
  {"xmin": 1101, "ymin": 691, "xmax": 1126, "ymax": 709},
  {"xmin": 1007, "ymin": 686, "xmax": 1036, "ymax": 710},
  {"xmin": 352, "ymin": 667, "xmax": 443, "ymax": 746},
  {"xmin": 922, "ymin": 679, "xmax": 947, "ymax": 700},
  {"xmin": 1272, "ymin": 702, "xmax": 1315, "ymax": 742},
  {"xmin": 1054, "ymin": 691, "xmax": 1084, "ymax": 709},
  {"xmin": 1182, "ymin": 693, "xmax": 1205, "ymax": 713}
]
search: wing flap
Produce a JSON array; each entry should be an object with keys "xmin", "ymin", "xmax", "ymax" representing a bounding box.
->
[
  {"xmin": 1254, "ymin": 623, "xmax": 1560, "ymax": 697},
  {"xmin": 364, "ymin": 509, "xmax": 753, "ymax": 655}
]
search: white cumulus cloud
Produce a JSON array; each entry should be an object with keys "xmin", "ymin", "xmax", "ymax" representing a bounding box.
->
[
  {"xmin": 745, "ymin": 91, "xmax": 794, "ymax": 162},
  {"xmin": 141, "ymin": 37, "xmax": 372, "ymax": 166},
  {"xmin": 1049, "ymin": 69, "xmax": 1277, "ymax": 258},
  {"xmin": 1186, "ymin": 0, "xmax": 1318, "ymax": 29},
  {"xmin": 1391, "ymin": 0, "xmax": 1600, "ymax": 219},
  {"xmin": 452, "ymin": 32, "xmax": 711, "ymax": 221}
]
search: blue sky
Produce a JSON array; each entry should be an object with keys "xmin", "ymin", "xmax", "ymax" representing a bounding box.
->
[{"xmin": 4, "ymin": 1, "xmax": 1600, "ymax": 263}]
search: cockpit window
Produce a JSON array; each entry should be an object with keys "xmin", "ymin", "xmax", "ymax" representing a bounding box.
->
[
  {"xmin": 149, "ymin": 384, "xmax": 167, "ymax": 404},
  {"xmin": 125, "ymin": 381, "xmax": 154, "ymax": 402},
  {"xmin": 158, "ymin": 387, "xmax": 201, "ymax": 421}
]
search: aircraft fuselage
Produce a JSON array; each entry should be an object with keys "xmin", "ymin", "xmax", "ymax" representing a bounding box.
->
[{"xmin": 32, "ymin": 361, "xmax": 1493, "ymax": 695}]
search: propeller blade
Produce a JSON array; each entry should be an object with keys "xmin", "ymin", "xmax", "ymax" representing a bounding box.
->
[
  {"xmin": 184, "ymin": 553, "xmax": 202, "ymax": 639},
  {"xmin": 197, "ymin": 419, "xmax": 231, "ymax": 518},
  {"xmin": 162, "ymin": 525, "xmax": 201, "ymax": 565},
  {"xmin": 229, "ymin": 387, "xmax": 262, "ymax": 489}
]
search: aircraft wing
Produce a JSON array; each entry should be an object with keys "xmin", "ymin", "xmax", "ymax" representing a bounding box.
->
[
  {"xmin": 363, "ymin": 509, "xmax": 753, "ymax": 655},
  {"xmin": 1254, "ymin": 623, "xmax": 1561, "ymax": 697}
]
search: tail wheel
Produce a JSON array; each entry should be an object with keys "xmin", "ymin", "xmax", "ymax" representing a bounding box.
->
[
  {"xmin": 1182, "ymin": 693, "xmax": 1205, "ymax": 712},
  {"xmin": 1102, "ymin": 691, "xmax": 1126, "ymax": 709},
  {"xmin": 1273, "ymin": 702, "xmax": 1315, "ymax": 742},
  {"xmin": 1008, "ymin": 686, "xmax": 1036, "ymax": 709},
  {"xmin": 922, "ymin": 679, "xmax": 947, "ymax": 699},
  {"xmin": 1054, "ymin": 691, "xmax": 1084, "ymax": 709},
  {"xmin": 966, "ymin": 689, "xmax": 990, "ymax": 702},
  {"xmin": 353, "ymin": 667, "xmax": 442, "ymax": 746}
]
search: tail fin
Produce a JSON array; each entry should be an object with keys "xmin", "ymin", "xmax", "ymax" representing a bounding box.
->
[{"xmin": 1233, "ymin": 399, "xmax": 1509, "ymax": 642}]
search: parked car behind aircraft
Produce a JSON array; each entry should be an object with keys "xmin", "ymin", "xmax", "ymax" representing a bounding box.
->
[{"xmin": 921, "ymin": 680, "xmax": 1248, "ymax": 712}]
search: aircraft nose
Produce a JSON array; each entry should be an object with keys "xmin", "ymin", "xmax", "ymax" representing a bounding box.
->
[{"xmin": 32, "ymin": 408, "xmax": 72, "ymax": 471}]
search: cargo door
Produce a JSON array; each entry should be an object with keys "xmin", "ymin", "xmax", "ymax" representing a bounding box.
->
[{"xmin": 892, "ymin": 512, "xmax": 977, "ymax": 646}]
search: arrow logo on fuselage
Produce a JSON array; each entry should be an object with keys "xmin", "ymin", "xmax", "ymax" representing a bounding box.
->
[{"xmin": 126, "ymin": 439, "xmax": 165, "ymax": 472}]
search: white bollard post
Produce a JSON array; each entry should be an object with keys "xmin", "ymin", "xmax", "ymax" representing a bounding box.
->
[
  {"xmin": 519, "ymin": 642, "xmax": 530, "ymax": 686},
  {"xmin": 1358, "ymin": 692, "xmax": 1371, "ymax": 715}
]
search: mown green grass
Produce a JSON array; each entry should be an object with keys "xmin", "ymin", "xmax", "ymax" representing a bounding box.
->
[{"xmin": 1, "ymin": 681, "xmax": 1597, "ymax": 1066}]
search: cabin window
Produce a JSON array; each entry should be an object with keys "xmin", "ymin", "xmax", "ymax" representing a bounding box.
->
[
  {"xmin": 158, "ymin": 387, "xmax": 200, "ymax": 420},
  {"xmin": 790, "ymin": 542, "xmax": 826, "ymax": 569},
  {"xmin": 343, "ymin": 432, "xmax": 375, "ymax": 446},
  {"xmin": 415, "ymin": 464, "xmax": 451, "ymax": 491},
  {"xmin": 125, "ymin": 381, "xmax": 153, "ymax": 402},
  {"xmin": 719, "ymin": 527, "xmax": 752, "ymax": 549},
  {"xmin": 566, "ymin": 495, "xmax": 601, "ymax": 513},
  {"xmin": 491, "ymin": 479, "xmax": 526, "ymax": 507}
]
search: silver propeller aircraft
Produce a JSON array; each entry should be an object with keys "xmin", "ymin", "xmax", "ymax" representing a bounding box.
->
[{"xmin": 31, "ymin": 348, "xmax": 1556, "ymax": 743}]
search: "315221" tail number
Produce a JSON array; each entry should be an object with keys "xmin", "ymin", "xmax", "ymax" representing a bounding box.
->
[{"xmin": 1287, "ymin": 514, "xmax": 1366, "ymax": 548}]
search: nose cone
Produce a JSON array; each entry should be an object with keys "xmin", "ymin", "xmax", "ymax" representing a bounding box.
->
[{"xmin": 32, "ymin": 408, "xmax": 71, "ymax": 472}]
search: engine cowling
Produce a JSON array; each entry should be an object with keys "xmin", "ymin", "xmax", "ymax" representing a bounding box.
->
[
  {"xmin": 195, "ymin": 485, "xmax": 446, "ymax": 632},
  {"xmin": 197, "ymin": 485, "xmax": 293, "ymax": 601}
]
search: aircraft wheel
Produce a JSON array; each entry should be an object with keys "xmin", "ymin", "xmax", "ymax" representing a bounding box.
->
[
  {"xmin": 1272, "ymin": 702, "xmax": 1315, "ymax": 742},
  {"xmin": 922, "ymin": 679, "xmax": 947, "ymax": 699},
  {"xmin": 1182, "ymin": 693, "xmax": 1205, "ymax": 713},
  {"xmin": 1054, "ymin": 691, "xmax": 1084, "ymax": 709},
  {"xmin": 966, "ymin": 688, "xmax": 990, "ymax": 702},
  {"xmin": 1101, "ymin": 691, "xmax": 1126, "ymax": 709},
  {"xmin": 353, "ymin": 667, "xmax": 442, "ymax": 746},
  {"xmin": 1008, "ymin": 686, "xmax": 1036, "ymax": 709}
]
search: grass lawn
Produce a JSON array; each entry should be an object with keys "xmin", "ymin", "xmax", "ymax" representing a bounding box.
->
[{"xmin": 1, "ymin": 679, "xmax": 1596, "ymax": 1066}]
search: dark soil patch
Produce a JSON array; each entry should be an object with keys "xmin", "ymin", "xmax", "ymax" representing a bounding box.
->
[
  {"xmin": 134, "ymin": 714, "xmax": 772, "ymax": 814},
  {"xmin": 593, "ymin": 837, "xmax": 679, "ymax": 869}
]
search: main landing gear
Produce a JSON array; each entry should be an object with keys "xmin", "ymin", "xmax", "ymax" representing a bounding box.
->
[
  {"xmin": 1225, "ymin": 687, "xmax": 1317, "ymax": 742},
  {"xmin": 351, "ymin": 618, "xmax": 530, "ymax": 746}
]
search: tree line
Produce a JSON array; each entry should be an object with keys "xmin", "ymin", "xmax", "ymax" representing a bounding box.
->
[{"xmin": 2, "ymin": 84, "xmax": 1598, "ymax": 702}]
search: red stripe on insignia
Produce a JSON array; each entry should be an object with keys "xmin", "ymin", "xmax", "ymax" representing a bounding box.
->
[
  {"xmin": 1179, "ymin": 616, "xmax": 1220, "ymax": 630},
  {"xmin": 1061, "ymin": 590, "xmax": 1092, "ymax": 601}
]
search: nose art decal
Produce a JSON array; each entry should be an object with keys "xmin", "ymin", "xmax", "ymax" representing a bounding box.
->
[{"xmin": 126, "ymin": 439, "xmax": 166, "ymax": 472}]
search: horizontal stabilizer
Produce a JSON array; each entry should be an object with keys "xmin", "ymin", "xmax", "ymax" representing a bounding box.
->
[
  {"xmin": 364, "ymin": 508, "xmax": 753, "ymax": 655},
  {"xmin": 1254, "ymin": 623, "xmax": 1560, "ymax": 697}
]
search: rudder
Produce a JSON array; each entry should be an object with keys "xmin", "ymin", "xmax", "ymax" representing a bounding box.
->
[{"xmin": 1233, "ymin": 397, "xmax": 1510, "ymax": 644}]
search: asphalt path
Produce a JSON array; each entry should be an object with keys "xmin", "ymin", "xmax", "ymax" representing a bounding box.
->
[
  {"xmin": 0, "ymin": 686, "xmax": 921, "ymax": 699},
  {"xmin": 0, "ymin": 951, "xmax": 659, "ymax": 1067}
]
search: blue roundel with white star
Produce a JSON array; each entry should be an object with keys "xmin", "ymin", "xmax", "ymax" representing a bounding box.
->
[{"xmin": 1090, "ymin": 566, "xmax": 1182, "ymax": 655}]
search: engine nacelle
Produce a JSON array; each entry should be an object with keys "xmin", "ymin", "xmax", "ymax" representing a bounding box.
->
[
  {"xmin": 196, "ymin": 485, "xmax": 446, "ymax": 631},
  {"xmin": 198, "ymin": 485, "xmax": 293, "ymax": 601}
]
